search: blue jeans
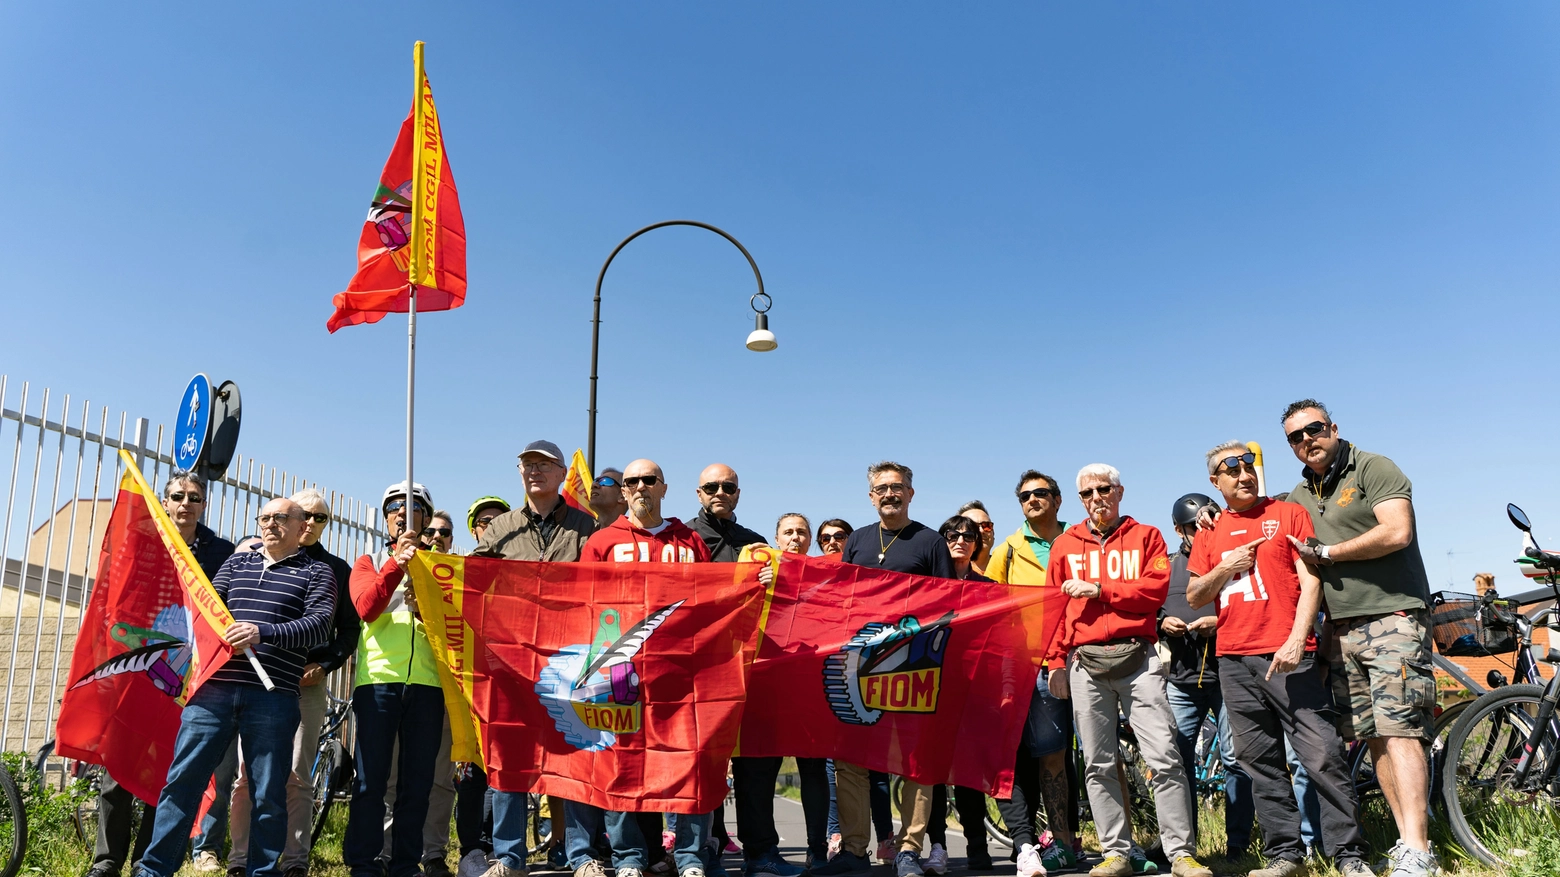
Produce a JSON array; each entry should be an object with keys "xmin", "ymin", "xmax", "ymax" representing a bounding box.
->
[
  {"xmin": 566, "ymin": 800, "xmax": 609, "ymax": 868},
  {"xmin": 344, "ymin": 683, "xmax": 446, "ymax": 877},
  {"xmin": 132, "ymin": 682, "xmax": 300, "ymax": 877},
  {"xmin": 490, "ymin": 791, "xmax": 532, "ymax": 869},
  {"xmin": 1166, "ymin": 680, "xmax": 1255, "ymax": 853},
  {"xmin": 826, "ymin": 760, "xmax": 839, "ymax": 838},
  {"xmin": 605, "ymin": 809, "xmax": 713, "ymax": 873},
  {"xmin": 191, "ymin": 738, "xmax": 239, "ymax": 855},
  {"xmin": 1283, "ymin": 735, "xmax": 1322, "ymax": 851}
]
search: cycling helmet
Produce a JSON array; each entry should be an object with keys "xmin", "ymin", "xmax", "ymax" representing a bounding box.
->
[
  {"xmin": 381, "ymin": 482, "xmax": 434, "ymax": 514},
  {"xmin": 1171, "ymin": 493, "xmax": 1218, "ymax": 528},
  {"xmin": 467, "ymin": 495, "xmax": 511, "ymax": 532}
]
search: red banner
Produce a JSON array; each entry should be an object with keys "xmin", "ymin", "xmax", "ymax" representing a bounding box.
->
[
  {"xmin": 55, "ymin": 453, "xmax": 235, "ymax": 805},
  {"xmin": 736, "ymin": 551, "xmax": 1046, "ymax": 796}
]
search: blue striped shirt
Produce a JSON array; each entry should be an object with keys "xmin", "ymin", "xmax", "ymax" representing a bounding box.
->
[{"xmin": 208, "ymin": 548, "xmax": 337, "ymax": 694}]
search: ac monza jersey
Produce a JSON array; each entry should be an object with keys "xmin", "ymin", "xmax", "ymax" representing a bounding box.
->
[
  {"xmin": 580, "ymin": 515, "xmax": 711, "ymax": 563},
  {"xmin": 1187, "ymin": 498, "xmax": 1317, "ymax": 656}
]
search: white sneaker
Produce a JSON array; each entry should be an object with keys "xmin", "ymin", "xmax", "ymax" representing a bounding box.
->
[
  {"xmin": 481, "ymin": 862, "xmax": 528, "ymax": 877},
  {"xmin": 193, "ymin": 851, "xmax": 224, "ymax": 873},
  {"xmin": 682, "ymin": 869, "xmax": 708, "ymax": 877},
  {"xmin": 619, "ymin": 868, "xmax": 646, "ymax": 877},
  {"xmin": 461, "ymin": 850, "xmax": 495, "ymax": 877},
  {"xmin": 924, "ymin": 845, "xmax": 949, "ymax": 876},
  {"xmin": 1016, "ymin": 843, "xmax": 1047, "ymax": 877}
]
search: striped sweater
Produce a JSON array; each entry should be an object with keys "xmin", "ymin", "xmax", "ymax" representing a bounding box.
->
[{"xmin": 208, "ymin": 548, "xmax": 337, "ymax": 694}]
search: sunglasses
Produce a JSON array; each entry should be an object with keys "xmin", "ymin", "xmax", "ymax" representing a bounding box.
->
[
  {"xmin": 167, "ymin": 491, "xmax": 205, "ymax": 504},
  {"xmin": 422, "ymin": 527, "xmax": 453, "ymax": 538},
  {"xmin": 1216, "ymin": 452, "xmax": 1258, "ymax": 475},
  {"xmin": 594, "ymin": 476, "xmax": 620, "ymax": 488},
  {"xmin": 818, "ymin": 532, "xmax": 848, "ymax": 544},
  {"xmin": 1078, "ymin": 485, "xmax": 1116, "ymax": 499},
  {"xmin": 256, "ymin": 513, "xmax": 295, "ymax": 525},
  {"xmin": 1017, "ymin": 487, "xmax": 1055, "ymax": 503},
  {"xmin": 701, "ymin": 481, "xmax": 738, "ymax": 496},
  {"xmin": 475, "ymin": 515, "xmax": 500, "ymax": 527},
  {"xmin": 622, "ymin": 475, "xmax": 661, "ymax": 489},
  {"xmin": 384, "ymin": 499, "xmax": 432, "ymax": 516},
  {"xmin": 302, "ymin": 512, "xmax": 330, "ymax": 524},
  {"xmin": 1286, "ymin": 420, "xmax": 1329, "ymax": 446},
  {"xmin": 944, "ymin": 532, "xmax": 980, "ymax": 544}
]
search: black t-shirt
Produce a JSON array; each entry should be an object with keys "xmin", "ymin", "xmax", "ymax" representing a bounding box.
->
[{"xmin": 841, "ymin": 521, "xmax": 955, "ymax": 578}]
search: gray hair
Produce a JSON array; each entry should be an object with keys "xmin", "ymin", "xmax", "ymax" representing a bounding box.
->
[
  {"xmin": 1075, "ymin": 463, "xmax": 1121, "ymax": 489},
  {"xmin": 867, "ymin": 461, "xmax": 913, "ymax": 486},
  {"xmin": 1205, "ymin": 440, "xmax": 1250, "ymax": 475},
  {"xmin": 431, "ymin": 509, "xmax": 454, "ymax": 525},
  {"xmin": 776, "ymin": 512, "xmax": 811, "ymax": 534},
  {"xmin": 290, "ymin": 487, "xmax": 331, "ymax": 515},
  {"xmin": 162, "ymin": 469, "xmax": 207, "ymax": 498},
  {"xmin": 957, "ymin": 500, "xmax": 988, "ymax": 515}
]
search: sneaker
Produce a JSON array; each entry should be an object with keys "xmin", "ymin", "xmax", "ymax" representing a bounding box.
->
[
  {"xmin": 895, "ymin": 851, "xmax": 923, "ymax": 877},
  {"xmin": 1169, "ymin": 858, "xmax": 1211, "ymax": 877},
  {"xmin": 1039, "ymin": 839, "xmax": 1078, "ymax": 873},
  {"xmin": 1016, "ymin": 843, "xmax": 1047, "ymax": 877},
  {"xmin": 684, "ymin": 870, "xmax": 707, "ymax": 877},
  {"xmin": 966, "ymin": 849, "xmax": 994, "ymax": 871},
  {"xmin": 1337, "ymin": 861, "xmax": 1373, "ymax": 877},
  {"xmin": 226, "ymin": 868, "xmax": 245, "ymax": 877},
  {"xmin": 482, "ymin": 863, "xmax": 529, "ymax": 877},
  {"xmin": 463, "ymin": 851, "xmax": 498, "ymax": 877},
  {"xmin": 1128, "ymin": 847, "xmax": 1157, "ymax": 875},
  {"xmin": 1375, "ymin": 841, "xmax": 1407, "ymax": 874},
  {"xmin": 923, "ymin": 845, "xmax": 949, "ymax": 876},
  {"xmin": 193, "ymin": 852, "xmax": 223, "ymax": 874},
  {"xmin": 84, "ymin": 866, "xmax": 118, "ymax": 877},
  {"xmin": 828, "ymin": 834, "xmax": 842, "ymax": 860},
  {"xmin": 1385, "ymin": 846, "xmax": 1438, "ymax": 877},
  {"xmin": 1247, "ymin": 859, "xmax": 1305, "ymax": 877},
  {"xmin": 665, "ymin": 831, "xmax": 679, "ymax": 852},
  {"xmin": 746, "ymin": 849, "xmax": 805, "ymax": 877},
  {"xmin": 1089, "ymin": 857, "xmax": 1133, "ymax": 877},
  {"xmin": 725, "ymin": 841, "xmax": 743, "ymax": 855},
  {"xmin": 812, "ymin": 851, "xmax": 872, "ymax": 876},
  {"xmin": 618, "ymin": 869, "xmax": 645, "ymax": 877},
  {"xmin": 426, "ymin": 857, "xmax": 455, "ymax": 877},
  {"xmin": 574, "ymin": 864, "xmax": 608, "ymax": 877}
]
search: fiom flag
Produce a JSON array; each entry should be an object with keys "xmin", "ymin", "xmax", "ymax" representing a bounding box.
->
[
  {"xmin": 327, "ymin": 41, "xmax": 467, "ymax": 333},
  {"xmin": 561, "ymin": 449, "xmax": 595, "ymax": 519},
  {"xmin": 55, "ymin": 450, "xmax": 238, "ymax": 805},
  {"xmin": 409, "ymin": 554, "xmax": 764, "ymax": 813},
  {"xmin": 736, "ymin": 551, "xmax": 1047, "ymax": 796}
]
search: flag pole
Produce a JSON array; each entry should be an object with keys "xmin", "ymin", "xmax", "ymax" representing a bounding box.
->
[{"xmin": 404, "ymin": 41, "xmax": 426, "ymax": 537}]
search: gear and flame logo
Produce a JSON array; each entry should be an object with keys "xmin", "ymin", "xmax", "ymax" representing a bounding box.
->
[
  {"xmin": 823, "ymin": 612, "xmax": 954, "ymax": 725},
  {"xmin": 68, "ymin": 605, "xmax": 194, "ymax": 698},
  {"xmin": 535, "ymin": 602, "xmax": 683, "ymax": 751}
]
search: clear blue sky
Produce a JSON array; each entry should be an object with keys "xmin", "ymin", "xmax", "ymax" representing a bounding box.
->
[{"xmin": 3, "ymin": 4, "xmax": 1558, "ymax": 581}]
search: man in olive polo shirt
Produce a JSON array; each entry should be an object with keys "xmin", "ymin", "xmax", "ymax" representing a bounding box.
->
[{"xmin": 1279, "ymin": 399, "xmax": 1437, "ymax": 877}]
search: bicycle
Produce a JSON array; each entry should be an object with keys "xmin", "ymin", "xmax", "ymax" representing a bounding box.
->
[
  {"xmin": 310, "ymin": 692, "xmax": 356, "ymax": 844},
  {"xmin": 0, "ymin": 757, "xmax": 26, "ymax": 877},
  {"xmin": 1440, "ymin": 503, "xmax": 1560, "ymax": 866}
]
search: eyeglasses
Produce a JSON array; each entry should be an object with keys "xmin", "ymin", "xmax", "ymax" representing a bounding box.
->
[
  {"xmin": 594, "ymin": 476, "xmax": 620, "ymax": 488},
  {"xmin": 167, "ymin": 492, "xmax": 205, "ymax": 504},
  {"xmin": 384, "ymin": 499, "xmax": 431, "ymax": 516},
  {"xmin": 475, "ymin": 515, "xmax": 500, "ymax": 528},
  {"xmin": 975, "ymin": 521, "xmax": 994, "ymax": 531},
  {"xmin": 818, "ymin": 532, "xmax": 848, "ymax": 544},
  {"xmin": 1078, "ymin": 485, "xmax": 1116, "ymax": 499},
  {"xmin": 944, "ymin": 532, "xmax": 980, "ymax": 544},
  {"xmin": 519, "ymin": 460, "xmax": 558, "ymax": 473},
  {"xmin": 422, "ymin": 527, "xmax": 453, "ymax": 538},
  {"xmin": 622, "ymin": 475, "xmax": 661, "ymax": 489},
  {"xmin": 256, "ymin": 513, "xmax": 295, "ymax": 525},
  {"xmin": 1017, "ymin": 487, "xmax": 1055, "ymax": 503},
  {"xmin": 870, "ymin": 483, "xmax": 909, "ymax": 496},
  {"xmin": 1217, "ymin": 452, "xmax": 1258, "ymax": 475},
  {"xmin": 302, "ymin": 512, "xmax": 330, "ymax": 524},
  {"xmin": 700, "ymin": 481, "xmax": 739, "ymax": 496},
  {"xmin": 1285, "ymin": 420, "xmax": 1329, "ymax": 446}
]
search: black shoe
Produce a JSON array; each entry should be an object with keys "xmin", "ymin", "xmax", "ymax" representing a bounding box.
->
[
  {"xmin": 84, "ymin": 866, "xmax": 118, "ymax": 877},
  {"xmin": 425, "ymin": 857, "xmax": 455, "ymax": 877},
  {"xmin": 965, "ymin": 851, "xmax": 993, "ymax": 871},
  {"xmin": 811, "ymin": 852, "xmax": 871, "ymax": 876}
]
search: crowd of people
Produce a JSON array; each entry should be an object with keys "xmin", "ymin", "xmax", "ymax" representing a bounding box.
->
[{"xmin": 90, "ymin": 398, "xmax": 1442, "ymax": 877}]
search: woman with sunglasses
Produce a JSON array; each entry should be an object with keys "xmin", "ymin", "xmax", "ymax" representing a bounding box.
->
[{"xmin": 815, "ymin": 519, "xmax": 853, "ymax": 557}]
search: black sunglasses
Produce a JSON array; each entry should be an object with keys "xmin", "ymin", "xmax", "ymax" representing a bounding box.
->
[
  {"xmin": 475, "ymin": 515, "xmax": 501, "ymax": 527},
  {"xmin": 594, "ymin": 476, "xmax": 620, "ymax": 488},
  {"xmin": 384, "ymin": 498, "xmax": 431, "ymax": 516},
  {"xmin": 622, "ymin": 475, "xmax": 661, "ymax": 489},
  {"xmin": 1017, "ymin": 487, "xmax": 1055, "ymax": 503},
  {"xmin": 1217, "ymin": 452, "xmax": 1258, "ymax": 474},
  {"xmin": 422, "ymin": 527, "xmax": 453, "ymax": 538},
  {"xmin": 167, "ymin": 491, "xmax": 205, "ymax": 503},
  {"xmin": 818, "ymin": 532, "xmax": 848, "ymax": 543},
  {"xmin": 701, "ymin": 481, "xmax": 738, "ymax": 496},
  {"xmin": 1286, "ymin": 420, "xmax": 1329, "ymax": 446},
  {"xmin": 1078, "ymin": 485, "xmax": 1116, "ymax": 499},
  {"xmin": 944, "ymin": 531, "xmax": 980, "ymax": 543},
  {"xmin": 302, "ymin": 512, "xmax": 330, "ymax": 524}
]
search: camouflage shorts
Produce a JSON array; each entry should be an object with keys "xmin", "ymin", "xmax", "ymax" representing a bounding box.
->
[{"xmin": 1327, "ymin": 608, "xmax": 1435, "ymax": 741}]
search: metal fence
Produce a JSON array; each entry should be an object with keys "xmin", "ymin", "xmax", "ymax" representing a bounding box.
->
[{"xmin": 0, "ymin": 375, "xmax": 385, "ymax": 758}]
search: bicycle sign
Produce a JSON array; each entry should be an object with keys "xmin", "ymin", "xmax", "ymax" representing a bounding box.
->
[{"xmin": 173, "ymin": 374, "xmax": 211, "ymax": 472}]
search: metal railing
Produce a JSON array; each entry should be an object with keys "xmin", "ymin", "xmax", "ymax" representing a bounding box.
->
[{"xmin": 0, "ymin": 375, "xmax": 385, "ymax": 756}]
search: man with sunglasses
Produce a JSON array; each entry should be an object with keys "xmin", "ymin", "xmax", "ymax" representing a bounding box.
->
[
  {"xmin": 983, "ymin": 471, "xmax": 1082, "ymax": 877},
  {"xmin": 422, "ymin": 510, "xmax": 457, "ymax": 552},
  {"xmin": 591, "ymin": 468, "xmax": 629, "ymax": 527},
  {"xmin": 1045, "ymin": 465, "xmax": 1209, "ymax": 877},
  {"xmin": 1184, "ymin": 444, "xmax": 1367, "ymax": 877},
  {"xmin": 1279, "ymin": 400, "xmax": 1436, "ymax": 877},
  {"xmin": 684, "ymin": 465, "xmax": 805, "ymax": 877},
  {"xmin": 471, "ymin": 440, "xmax": 597, "ymax": 877},
  {"xmin": 956, "ymin": 501, "xmax": 995, "ymax": 576},
  {"xmin": 133, "ymin": 497, "xmax": 336, "ymax": 877}
]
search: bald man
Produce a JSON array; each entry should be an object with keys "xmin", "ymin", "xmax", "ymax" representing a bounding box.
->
[
  {"xmin": 133, "ymin": 497, "xmax": 338, "ymax": 877},
  {"xmin": 687, "ymin": 464, "xmax": 768, "ymax": 561}
]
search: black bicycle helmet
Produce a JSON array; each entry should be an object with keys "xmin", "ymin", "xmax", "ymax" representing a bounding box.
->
[{"xmin": 1171, "ymin": 493, "xmax": 1219, "ymax": 528}]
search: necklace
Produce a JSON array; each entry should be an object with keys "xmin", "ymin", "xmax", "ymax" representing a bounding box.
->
[{"xmin": 878, "ymin": 524, "xmax": 904, "ymax": 564}]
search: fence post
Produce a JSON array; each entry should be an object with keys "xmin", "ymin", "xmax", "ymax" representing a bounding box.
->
[{"xmin": 132, "ymin": 417, "xmax": 149, "ymax": 468}]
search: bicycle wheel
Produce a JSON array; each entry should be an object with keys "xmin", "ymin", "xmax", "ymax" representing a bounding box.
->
[
  {"xmin": 1118, "ymin": 738, "xmax": 1161, "ymax": 853},
  {"xmin": 1442, "ymin": 684, "xmax": 1560, "ymax": 866},
  {"xmin": 310, "ymin": 739, "xmax": 345, "ymax": 846},
  {"xmin": 74, "ymin": 765, "xmax": 104, "ymax": 846},
  {"xmin": 0, "ymin": 762, "xmax": 28, "ymax": 877},
  {"xmin": 982, "ymin": 794, "xmax": 1013, "ymax": 849},
  {"xmin": 1429, "ymin": 699, "xmax": 1471, "ymax": 812}
]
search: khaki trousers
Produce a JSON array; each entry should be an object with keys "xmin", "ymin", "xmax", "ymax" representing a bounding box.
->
[
  {"xmin": 894, "ymin": 780, "xmax": 935, "ymax": 855},
  {"xmin": 833, "ymin": 761, "xmax": 871, "ymax": 857}
]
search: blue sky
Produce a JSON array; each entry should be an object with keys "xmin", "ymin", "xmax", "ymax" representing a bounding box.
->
[{"xmin": 3, "ymin": 4, "xmax": 1559, "ymax": 582}]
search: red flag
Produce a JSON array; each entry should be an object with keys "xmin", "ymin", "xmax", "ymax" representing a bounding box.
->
[
  {"xmin": 409, "ymin": 554, "xmax": 763, "ymax": 813},
  {"xmin": 736, "ymin": 551, "xmax": 1046, "ymax": 796},
  {"xmin": 327, "ymin": 42, "xmax": 466, "ymax": 333},
  {"xmin": 55, "ymin": 452, "xmax": 236, "ymax": 805}
]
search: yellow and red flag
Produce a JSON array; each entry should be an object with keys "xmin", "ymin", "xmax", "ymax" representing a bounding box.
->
[
  {"xmin": 561, "ymin": 449, "xmax": 595, "ymax": 518},
  {"xmin": 55, "ymin": 451, "xmax": 238, "ymax": 805},
  {"xmin": 328, "ymin": 41, "xmax": 467, "ymax": 333}
]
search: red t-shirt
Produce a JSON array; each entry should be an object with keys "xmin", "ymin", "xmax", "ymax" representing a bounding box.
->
[
  {"xmin": 1188, "ymin": 498, "xmax": 1317, "ymax": 656},
  {"xmin": 580, "ymin": 516, "xmax": 712, "ymax": 563}
]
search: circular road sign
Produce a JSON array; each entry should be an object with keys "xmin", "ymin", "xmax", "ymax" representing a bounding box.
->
[{"xmin": 173, "ymin": 374, "xmax": 212, "ymax": 472}]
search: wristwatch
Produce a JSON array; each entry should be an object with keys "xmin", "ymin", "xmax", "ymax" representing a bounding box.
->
[{"xmin": 1319, "ymin": 544, "xmax": 1334, "ymax": 565}]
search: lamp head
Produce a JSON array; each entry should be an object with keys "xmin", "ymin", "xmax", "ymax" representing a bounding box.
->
[{"xmin": 746, "ymin": 292, "xmax": 777, "ymax": 352}]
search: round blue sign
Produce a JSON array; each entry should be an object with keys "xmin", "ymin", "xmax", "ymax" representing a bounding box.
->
[{"xmin": 173, "ymin": 374, "xmax": 212, "ymax": 472}]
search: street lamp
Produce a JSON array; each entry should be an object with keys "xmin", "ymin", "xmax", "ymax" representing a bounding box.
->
[{"xmin": 587, "ymin": 220, "xmax": 774, "ymax": 473}]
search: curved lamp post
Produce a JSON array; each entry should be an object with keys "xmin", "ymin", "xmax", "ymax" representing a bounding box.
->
[{"xmin": 588, "ymin": 220, "xmax": 774, "ymax": 473}]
